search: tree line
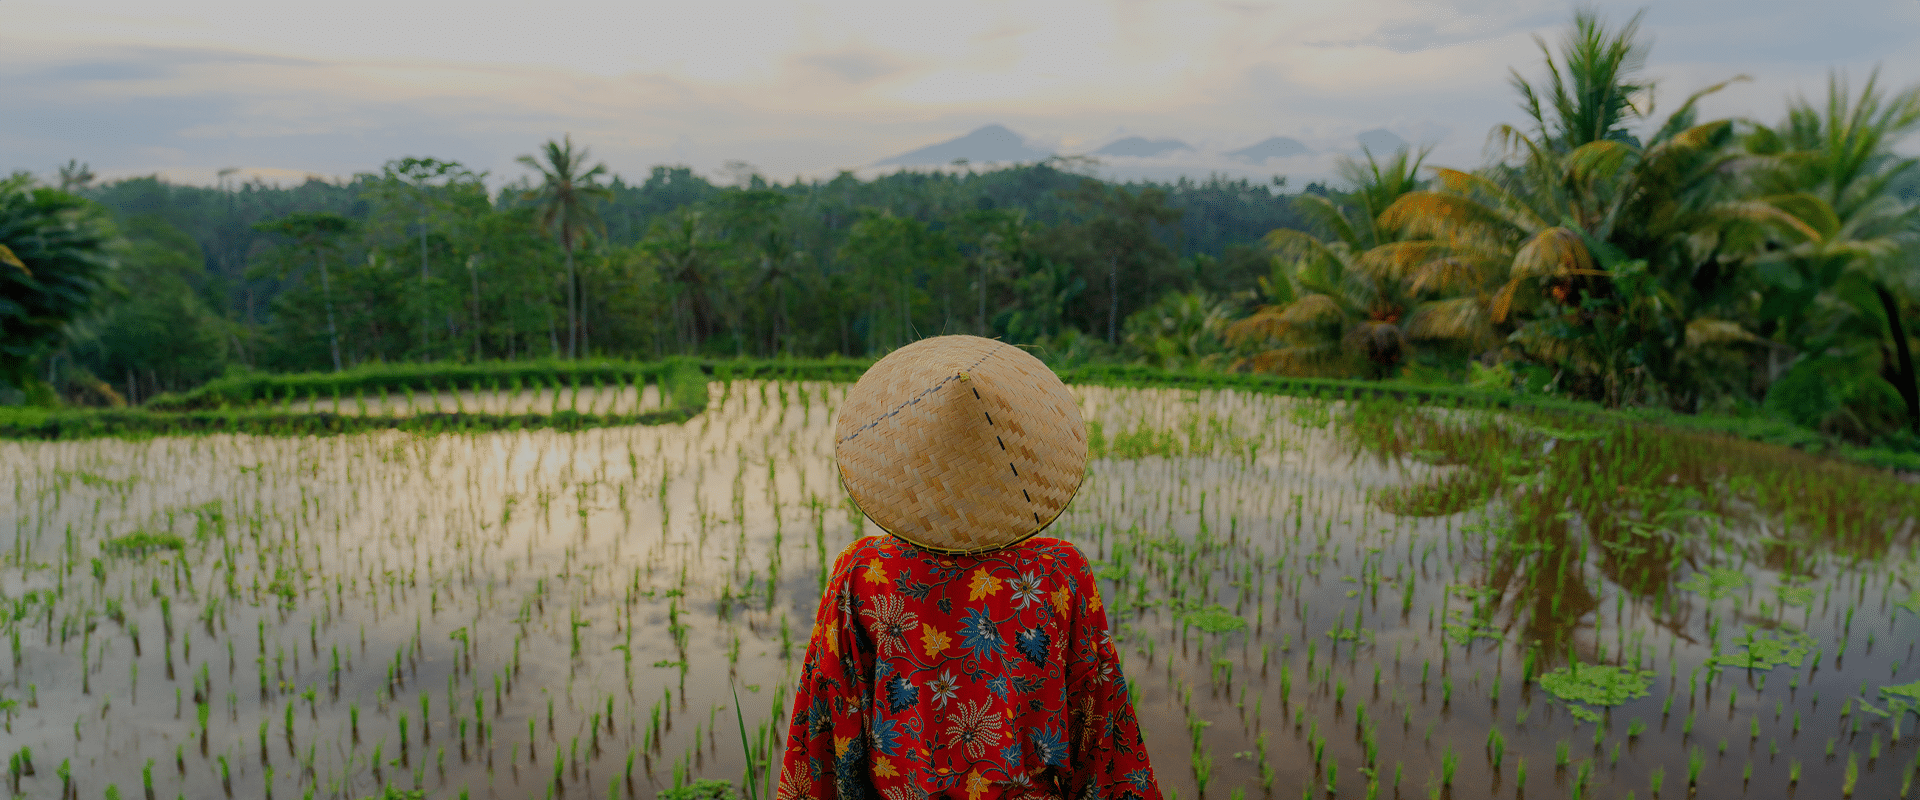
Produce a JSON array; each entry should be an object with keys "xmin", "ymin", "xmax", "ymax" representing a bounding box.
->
[
  {"xmin": 11, "ymin": 151, "xmax": 1301, "ymax": 401},
  {"xmin": 5, "ymin": 5, "xmax": 1919, "ymax": 450}
]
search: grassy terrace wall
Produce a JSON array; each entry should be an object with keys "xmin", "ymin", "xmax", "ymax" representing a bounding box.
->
[{"xmin": 3, "ymin": 357, "xmax": 1914, "ymax": 472}]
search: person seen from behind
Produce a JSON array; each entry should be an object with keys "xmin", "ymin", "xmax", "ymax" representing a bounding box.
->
[{"xmin": 777, "ymin": 335, "xmax": 1162, "ymax": 800}]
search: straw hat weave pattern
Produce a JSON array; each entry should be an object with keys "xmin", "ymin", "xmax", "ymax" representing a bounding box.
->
[{"xmin": 835, "ymin": 336, "xmax": 1088, "ymax": 554}]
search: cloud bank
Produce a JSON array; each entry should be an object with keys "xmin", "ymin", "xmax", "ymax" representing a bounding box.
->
[{"xmin": 3, "ymin": 0, "xmax": 1916, "ymax": 192}]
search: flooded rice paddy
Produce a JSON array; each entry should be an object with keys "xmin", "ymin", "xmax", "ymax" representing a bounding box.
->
[
  {"xmin": 280, "ymin": 382, "xmax": 671, "ymax": 418},
  {"xmin": 3, "ymin": 380, "xmax": 1918, "ymax": 800}
]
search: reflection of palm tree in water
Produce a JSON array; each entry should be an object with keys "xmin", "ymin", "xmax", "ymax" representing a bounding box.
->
[
  {"xmin": 1483, "ymin": 507, "xmax": 1604, "ymax": 664},
  {"xmin": 1352, "ymin": 401, "xmax": 1916, "ymax": 672},
  {"xmin": 1349, "ymin": 407, "xmax": 1706, "ymax": 664}
]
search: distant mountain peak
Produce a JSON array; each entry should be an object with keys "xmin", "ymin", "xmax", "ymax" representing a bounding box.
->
[
  {"xmin": 1227, "ymin": 136, "xmax": 1313, "ymax": 163},
  {"xmin": 874, "ymin": 124, "xmax": 1054, "ymax": 167},
  {"xmin": 1354, "ymin": 128, "xmax": 1409, "ymax": 154},
  {"xmin": 1091, "ymin": 136, "xmax": 1192, "ymax": 158}
]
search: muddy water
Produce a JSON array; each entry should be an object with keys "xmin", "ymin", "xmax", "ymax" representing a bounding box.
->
[{"xmin": 1, "ymin": 381, "xmax": 1916, "ymax": 800}]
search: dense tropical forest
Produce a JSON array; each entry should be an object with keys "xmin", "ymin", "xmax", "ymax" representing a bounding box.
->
[{"xmin": 5, "ymin": 8, "xmax": 1920, "ymax": 449}]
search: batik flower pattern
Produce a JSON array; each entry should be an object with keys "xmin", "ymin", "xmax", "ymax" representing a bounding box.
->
[
  {"xmin": 945, "ymin": 697, "xmax": 1004, "ymax": 760},
  {"xmin": 860, "ymin": 593, "xmax": 918, "ymax": 659},
  {"xmin": 1015, "ymin": 626, "xmax": 1050, "ymax": 668},
  {"xmin": 780, "ymin": 535, "xmax": 1160, "ymax": 800}
]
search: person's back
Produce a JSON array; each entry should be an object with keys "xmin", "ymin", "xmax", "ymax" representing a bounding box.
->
[
  {"xmin": 780, "ymin": 534, "xmax": 1158, "ymax": 800},
  {"xmin": 778, "ymin": 335, "xmax": 1162, "ymax": 800}
]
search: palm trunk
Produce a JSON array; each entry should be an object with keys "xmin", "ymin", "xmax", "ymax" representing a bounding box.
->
[
  {"xmin": 1878, "ymin": 283, "xmax": 1919, "ymax": 433},
  {"xmin": 979, "ymin": 256, "xmax": 988, "ymax": 336},
  {"xmin": 1107, "ymin": 255, "xmax": 1119, "ymax": 344},
  {"xmin": 564, "ymin": 244, "xmax": 578, "ymax": 360},
  {"xmin": 420, "ymin": 222, "xmax": 430, "ymax": 359},
  {"xmin": 317, "ymin": 247, "xmax": 343, "ymax": 372},
  {"xmin": 468, "ymin": 254, "xmax": 481, "ymax": 361},
  {"xmin": 546, "ymin": 305, "xmax": 560, "ymax": 357}
]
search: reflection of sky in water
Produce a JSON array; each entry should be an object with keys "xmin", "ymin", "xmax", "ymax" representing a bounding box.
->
[{"xmin": 1, "ymin": 381, "xmax": 1916, "ymax": 800}]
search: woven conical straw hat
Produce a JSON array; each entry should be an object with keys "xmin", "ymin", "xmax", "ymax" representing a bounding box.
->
[{"xmin": 835, "ymin": 335, "xmax": 1088, "ymax": 555}]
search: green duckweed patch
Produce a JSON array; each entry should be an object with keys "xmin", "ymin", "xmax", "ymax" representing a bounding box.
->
[
  {"xmin": 1538, "ymin": 664, "xmax": 1655, "ymax": 707},
  {"xmin": 1182, "ymin": 605, "xmax": 1248, "ymax": 634},
  {"xmin": 1861, "ymin": 681, "xmax": 1920, "ymax": 721},
  {"xmin": 1895, "ymin": 589, "xmax": 1920, "ymax": 617},
  {"xmin": 1775, "ymin": 583, "xmax": 1816, "ymax": 607},
  {"xmin": 1706, "ymin": 628, "xmax": 1815, "ymax": 671},
  {"xmin": 1440, "ymin": 611, "xmax": 1502, "ymax": 647},
  {"xmin": 1677, "ymin": 566, "xmax": 1749, "ymax": 600}
]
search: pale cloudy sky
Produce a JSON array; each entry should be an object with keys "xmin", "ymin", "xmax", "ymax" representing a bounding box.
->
[{"xmin": 6, "ymin": 0, "xmax": 1919, "ymax": 192}]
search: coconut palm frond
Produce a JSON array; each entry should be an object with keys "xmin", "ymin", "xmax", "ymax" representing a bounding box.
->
[
  {"xmin": 1647, "ymin": 76, "xmax": 1752, "ymax": 146},
  {"xmin": 1683, "ymin": 318, "xmax": 1761, "ymax": 349},
  {"xmin": 1510, "ymin": 226, "xmax": 1597, "ymax": 281},
  {"xmin": 1757, "ymin": 193, "xmax": 1841, "ymax": 243},
  {"xmin": 1406, "ymin": 297, "xmax": 1493, "ymax": 348},
  {"xmin": 1643, "ymin": 119, "xmax": 1737, "ymax": 167},
  {"xmin": 1566, "ymin": 139, "xmax": 1634, "ymax": 185},
  {"xmin": 1835, "ymin": 193, "xmax": 1920, "ymax": 240},
  {"xmin": 1488, "ymin": 124, "xmax": 1555, "ymax": 171},
  {"xmin": 1490, "ymin": 278, "xmax": 1525, "ymax": 324},
  {"xmin": 0, "ymin": 243, "xmax": 26, "ymax": 276},
  {"xmin": 1356, "ymin": 241, "xmax": 1447, "ymax": 283},
  {"xmin": 1236, "ymin": 342, "xmax": 1349, "ymax": 377},
  {"xmin": 1223, "ymin": 294, "xmax": 1344, "ymax": 345},
  {"xmin": 1407, "ymin": 257, "xmax": 1489, "ymax": 295},
  {"xmin": 1825, "ymin": 235, "xmax": 1911, "ymax": 263},
  {"xmin": 1508, "ymin": 321, "xmax": 1589, "ymax": 370},
  {"xmin": 1711, "ymin": 198, "xmax": 1825, "ymax": 245},
  {"xmin": 1379, "ymin": 191, "xmax": 1509, "ymax": 243},
  {"xmin": 1263, "ymin": 228, "xmax": 1349, "ymax": 267},
  {"xmin": 1423, "ymin": 167, "xmax": 1553, "ymax": 235},
  {"xmin": 1292, "ymin": 195, "xmax": 1365, "ymax": 251}
]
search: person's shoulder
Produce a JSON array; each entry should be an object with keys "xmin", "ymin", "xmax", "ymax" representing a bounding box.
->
[
  {"xmin": 1023, "ymin": 536, "xmax": 1091, "ymax": 571},
  {"xmin": 830, "ymin": 535, "xmax": 890, "ymax": 576}
]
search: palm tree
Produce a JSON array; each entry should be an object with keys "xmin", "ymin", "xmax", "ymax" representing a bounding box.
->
[
  {"xmin": 517, "ymin": 135, "xmax": 612, "ymax": 360},
  {"xmin": 719, "ymin": 189, "xmax": 800, "ymax": 355},
  {"xmin": 372, "ymin": 157, "xmax": 484, "ymax": 359},
  {"xmin": 253, "ymin": 211, "xmax": 358, "ymax": 371},
  {"xmin": 1505, "ymin": 4, "xmax": 1656, "ymax": 155},
  {"xmin": 1226, "ymin": 146, "xmax": 1457, "ymax": 378},
  {"xmin": 1064, "ymin": 180, "xmax": 1183, "ymax": 344},
  {"xmin": 1737, "ymin": 66, "xmax": 1920, "ymax": 431},
  {"xmin": 1122, "ymin": 290, "xmax": 1237, "ymax": 371},
  {"xmin": 644, "ymin": 210, "xmax": 726, "ymax": 352},
  {"xmin": 0, "ymin": 174, "xmax": 116, "ymax": 393},
  {"xmin": 1373, "ymin": 5, "xmax": 1781, "ymax": 404}
]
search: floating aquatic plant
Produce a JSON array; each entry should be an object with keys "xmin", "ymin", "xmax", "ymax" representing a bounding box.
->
[
  {"xmin": 1181, "ymin": 606, "xmax": 1246, "ymax": 635},
  {"xmin": 1706, "ymin": 628, "xmax": 1816, "ymax": 672},
  {"xmin": 1538, "ymin": 664, "xmax": 1655, "ymax": 719},
  {"xmin": 1677, "ymin": 567, "xmax": 1748, "ymax": 600}
]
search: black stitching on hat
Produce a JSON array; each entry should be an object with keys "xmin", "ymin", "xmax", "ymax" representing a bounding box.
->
[
  {"xmin": 1022, "ymin": 489, "xmax": 1031, "ymax": 502},
  {"xmin": 838, "ymin": 350, "xmax": 995, "ymax": 444},
  {"xmin": 996, "ymin": 436, "xmax": 1005, "ymax": 450},
  {"xmin": 984, "ymin": 411, "xmax": 993, "ymax": 425},
  {"xmin": 1009, "ymin": 462, "xmax": 1018, "ymax": 476}
]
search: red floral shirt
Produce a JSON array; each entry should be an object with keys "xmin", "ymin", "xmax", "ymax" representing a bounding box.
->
[{"xmin": 778, "ymin": 534, "xmax": 1161, "ymax": 800}]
